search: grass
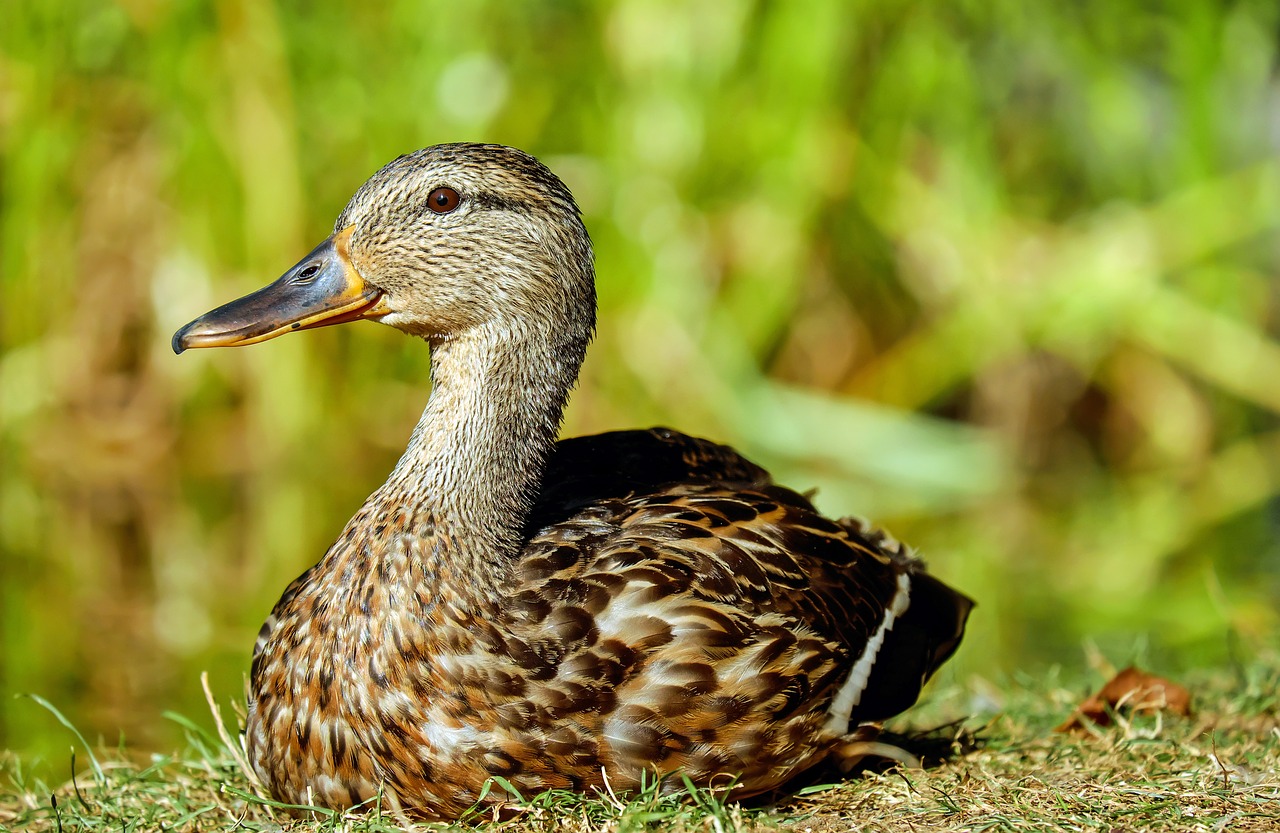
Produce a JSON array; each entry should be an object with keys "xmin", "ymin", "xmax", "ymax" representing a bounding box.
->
[{"xmin": 2, "ymin": 658, "xmax": 1276, "ymax": 832}]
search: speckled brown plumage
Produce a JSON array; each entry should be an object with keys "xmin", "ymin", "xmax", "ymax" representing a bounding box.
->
[{"xmin": 173, "ymin": 144, "xmax": 973, "ymax": 819}]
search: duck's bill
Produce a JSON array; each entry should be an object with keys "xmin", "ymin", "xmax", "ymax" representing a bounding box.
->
[{"xmin": 171, "ymin": 226, "xmax": 387, "ymax": 354}]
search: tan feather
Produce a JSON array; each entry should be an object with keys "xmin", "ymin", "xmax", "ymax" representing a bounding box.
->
[{"xmin": 173, "ymin": 144, "xmax": 973, "ymax": 820}]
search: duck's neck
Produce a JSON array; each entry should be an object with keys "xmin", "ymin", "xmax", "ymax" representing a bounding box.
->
[{"xmin": 375, "ymin": 321, "xmax": 586, "ymax": 602}]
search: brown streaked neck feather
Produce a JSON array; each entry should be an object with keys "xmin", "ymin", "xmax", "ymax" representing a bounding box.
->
[{"xmin": 370, "ymin": 319, "xmax": 588, "ymax": 603}]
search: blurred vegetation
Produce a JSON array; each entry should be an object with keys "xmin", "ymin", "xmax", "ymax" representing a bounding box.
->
[{"xmin": 2, "ymin": 0, "xmax": 1278, "ymax": 766}]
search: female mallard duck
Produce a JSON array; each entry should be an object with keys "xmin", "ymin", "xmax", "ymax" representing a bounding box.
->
[{"xmin": 173, "ymin": 143, "xmax": 972, "ymax": 819}]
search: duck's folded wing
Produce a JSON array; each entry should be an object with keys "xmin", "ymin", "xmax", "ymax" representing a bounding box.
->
[{"xmin": 526, "ymin": 435, "xmax": 973, "ymax": 731}]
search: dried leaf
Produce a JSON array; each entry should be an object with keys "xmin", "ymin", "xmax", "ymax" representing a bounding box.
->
[{"xmin": 1056, "ymin": 666, "xmax": 1192, "ymax": 733}]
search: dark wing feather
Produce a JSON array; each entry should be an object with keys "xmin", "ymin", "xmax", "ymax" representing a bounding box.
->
[
  {"xmin": 526, "ymin": 427, "xmax": 771, "ymax": 535},
  {"xmin": 519, "ymin": 428, "xmax": 973, "ymax": 761}
]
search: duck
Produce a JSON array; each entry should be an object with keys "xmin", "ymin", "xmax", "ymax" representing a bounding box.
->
[{"xmin": 172, "ymin": 143, "xmax": 973, "ymax": 820}]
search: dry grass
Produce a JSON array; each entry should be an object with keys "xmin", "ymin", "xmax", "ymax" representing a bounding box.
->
[{"xmin": 2, "ymin": 659, "xmax": 1276, "ymax": 832}]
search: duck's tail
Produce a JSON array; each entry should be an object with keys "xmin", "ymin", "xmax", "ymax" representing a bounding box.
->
[{"xmin": 855, "ymin": 569, "xmax": 974, "ymax": 722}]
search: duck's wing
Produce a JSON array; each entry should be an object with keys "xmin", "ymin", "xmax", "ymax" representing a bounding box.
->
[{"xmin": 522, "ymin": 428, "xmax": 973, "ymax": 732}]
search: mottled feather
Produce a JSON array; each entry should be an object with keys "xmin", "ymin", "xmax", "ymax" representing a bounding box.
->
[{"xmin": 175, "ymin": 145, "xmax": 973, "ymax": 820}]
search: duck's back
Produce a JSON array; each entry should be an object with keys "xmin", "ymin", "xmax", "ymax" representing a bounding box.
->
[{"xmin": 478, "ymin": 428, "xmax": 973, "ymax": 797}]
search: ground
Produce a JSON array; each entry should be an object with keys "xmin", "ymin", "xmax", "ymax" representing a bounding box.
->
[{"xmin": 2, "ymin": 659, "xmax": 1277, "ymax": 832}]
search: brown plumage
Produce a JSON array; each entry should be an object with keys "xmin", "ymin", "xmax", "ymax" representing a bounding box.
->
[{"xmin": 172, "ymin": 143, "xmax": 973, "ymax": 819}]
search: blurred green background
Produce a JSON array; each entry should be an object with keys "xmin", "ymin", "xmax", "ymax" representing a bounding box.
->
[{"xmin": 3, "ymin": 0, "xmax": 1278, "ymax": 765}]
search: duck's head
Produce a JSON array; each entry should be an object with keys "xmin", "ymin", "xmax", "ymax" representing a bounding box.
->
[{"xmin": 173, "ymin": 144, "xmax": 596, "ymax": 353}]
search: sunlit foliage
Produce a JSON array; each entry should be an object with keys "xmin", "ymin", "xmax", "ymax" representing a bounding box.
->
[{"xmin": 2, "ymin": 0, "xmax": 1277, "ymax": 762}]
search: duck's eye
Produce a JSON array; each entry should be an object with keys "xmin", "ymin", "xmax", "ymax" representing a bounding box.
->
[{"xmin": 427, "ymin": 187, "xmax": 461, "ymax": 214}]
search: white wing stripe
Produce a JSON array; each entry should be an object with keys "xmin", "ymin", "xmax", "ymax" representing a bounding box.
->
[{"xmin": 823, "ymin": 571, "xmax": 912, "ymax": 736}]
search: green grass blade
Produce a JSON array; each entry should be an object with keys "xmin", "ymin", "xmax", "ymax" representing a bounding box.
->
[
  {"xmin": 162, "ymin": 710, "xmax": 220, "ymax": 756},
  {"xmin": 17, "ymin": 693, "xmax": 105, "ymax": 783},
  {"xmin": 220, "ymin": 783, "xmax": 337, "ymax": 817}
]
